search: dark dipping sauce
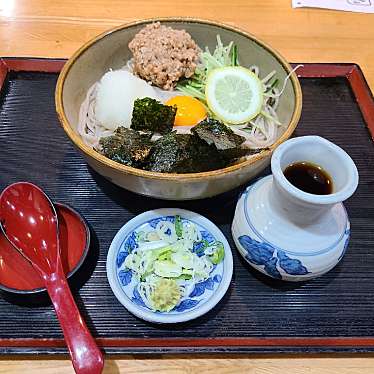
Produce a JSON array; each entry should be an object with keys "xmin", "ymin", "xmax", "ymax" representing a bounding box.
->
[{"xmin": 283, "ymin": 161, "xmax": 333, "ymax": 195}]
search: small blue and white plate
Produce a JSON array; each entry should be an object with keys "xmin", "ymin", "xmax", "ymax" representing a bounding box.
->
[{"xmin": 106, "ymin": 208, "xmax": 233, "ymax": 324}]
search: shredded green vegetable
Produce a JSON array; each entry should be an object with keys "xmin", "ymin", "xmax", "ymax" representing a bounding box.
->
[
  {"xmin": 177, "ymin": 35, "xmax": 238, "ymax": 101},
  {"xmin": 175, "ymin": 215, "xmax": 183, "ymax": 238},
  {"xmin": 207, "ymin": 242, "xmax": 225, "ymax": 265},
  {"xmin": 123, "ymin": 216, "xmax": 225, "ymax": 312}
]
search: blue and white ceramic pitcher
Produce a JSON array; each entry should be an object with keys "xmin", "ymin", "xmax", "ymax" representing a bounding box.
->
[{"xmin": 232, "ymin": 136, "xmax": 359, "ymax": 281}]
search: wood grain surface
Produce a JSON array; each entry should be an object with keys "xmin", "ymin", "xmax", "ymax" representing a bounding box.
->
[
  {"xmin": 0, "ymin": 0, "xmax": 373, "ymax": 92},
  {"xmin": 1, "ymin": 355, "xmax": 374, "ymax": 373},
  {"xmin": 1, "ymin": 0, "xmax": 374, "ymax": 372}
]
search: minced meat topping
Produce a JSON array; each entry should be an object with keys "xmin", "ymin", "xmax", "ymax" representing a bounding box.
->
[{"xmin": 129, "ymin": 22, "xmax": 200, "ymax": 90}]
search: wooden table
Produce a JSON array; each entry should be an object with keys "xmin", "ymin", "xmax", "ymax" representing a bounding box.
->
[{"xmin": 0, "ymin": 1, "xmax": 373, "ymax": 372}]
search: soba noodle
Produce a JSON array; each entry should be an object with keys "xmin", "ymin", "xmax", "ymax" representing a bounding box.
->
[{"xmin": 77, "ymin": 60, "xmax": 301, "ymax": 154}]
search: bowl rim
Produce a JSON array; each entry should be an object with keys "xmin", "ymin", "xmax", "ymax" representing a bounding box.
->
[
  {"xmin": 0, "ymin": 202, "xmax": 91, "ymax": 295},
  {"xmin": 271, "ymin": 136, "xmax": 359, "ymax": 205},
  {"xmin": 55, "ymin": 17, "xmax": 302, "ymax": 181},
  {"xmin": 106, "ymin": 208, "xmax": 233, "ymax": 323}
]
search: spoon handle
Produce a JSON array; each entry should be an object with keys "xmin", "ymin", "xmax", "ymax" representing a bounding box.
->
[{"xmin": 44, "ymin": 265, "xmax": 104, "ymax": 374}]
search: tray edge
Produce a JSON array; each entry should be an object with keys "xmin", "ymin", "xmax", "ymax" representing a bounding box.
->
[{"xmin": 0, "ymin": 58, "xmax": 373, "ymax": 354}]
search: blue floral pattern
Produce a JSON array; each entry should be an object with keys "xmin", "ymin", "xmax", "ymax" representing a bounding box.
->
[
  {"xmin": 148, "ymin": 215, "xmax": 175, "ymax": 228},
  {"xmin": 264, "ymin": 257, "xmax": 282, "ymax": 279},
  {"xmin": 118, "ymin": 269, "xmax": 132, "ymax": 286},
  {"xmin": 174, "ymin": 299, "xmax": 200, "ymax": 312},
  {"xmin": 192, "ymin": 241, "xmax": 206, "ymax": 257},
  {"xmin": 277, "ymin": 250, "xmax": 308, "ymax": 276},
  {"xmin": 201, "ymin": 230, "xmax": 215, "ymax": 244},
  {"xmin": 124, "ymin": 231, "xmax": 138, "ymax": 252},
  {"xmin": 189, "ymin": 276, "xmax": 221, "ymax": 297},
  {"xmin": 116, "ymin": 250, "xmax": 129, "ymax": 268},
  {"xmin": 238, "ymin": 235, "xmax": 310, "ymax": 279},
  {"xmin": 132, "ymin": 287, "xmax": 146, "ymax": 307},
  {"xmin": 116, "ymin": 231, "xmax": 138, "ymax": 270},
  {"xmin": 238, "ymin": 235, "xmax": 274, "ymax": 265},
  {"xmin": 213, "ymin": 274, "xmax": 222, "ymax": 283}
]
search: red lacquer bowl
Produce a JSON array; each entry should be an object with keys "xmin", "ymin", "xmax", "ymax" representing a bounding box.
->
[{"xmin": 0, "ymin": 203, "xmax": 90, "ymax": 294}]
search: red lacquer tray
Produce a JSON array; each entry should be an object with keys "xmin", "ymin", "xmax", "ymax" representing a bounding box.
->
[{"xmin": 0, "ymin": 58, "xmax": 373, "ymax": 354}]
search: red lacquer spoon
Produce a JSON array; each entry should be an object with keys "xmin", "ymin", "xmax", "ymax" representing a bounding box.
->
[{"xmin": 0, "ymin": 182, "xmax": 104, "ymax": 374}]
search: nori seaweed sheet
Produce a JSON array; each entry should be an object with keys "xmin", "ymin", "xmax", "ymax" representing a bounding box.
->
[
  {"xmin": 191, "ymin": 118, "xmax": 247, "ymax": 159},
  {"xmin": 146, "ymin": 132, "xmax": 228, "ymax": 173},
  {"xmin": 131, "ymin": 97, "xmax": 176, "ymax": 134},
  {"xmin": 99, "ymin": 127, "xmax": 153, "ymax": 167},
  {"xmin": 191, "ymin": 118, "xmax": 245, "ymax": 149},
  {"xmin": 99, "ymin": 118, "xmax": 253, "ymax": 172}
]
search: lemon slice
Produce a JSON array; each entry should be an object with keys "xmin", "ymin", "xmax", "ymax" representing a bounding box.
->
[{"xmin": 205, "ymin": 66, "xmax": 263, "ymax": 124}]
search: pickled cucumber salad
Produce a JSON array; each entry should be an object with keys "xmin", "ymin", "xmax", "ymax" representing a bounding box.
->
[{"xmin": 117, "ymin": 215, "xmax": 225, "ymax": 313}]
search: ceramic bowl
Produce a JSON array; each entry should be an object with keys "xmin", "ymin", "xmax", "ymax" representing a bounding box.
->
[
  {"xmin": 56, "ymin": 17, "xmax": 302, "ymax": 200},
  {"xmin": 0, "ymin": 203, "xmax": 90, "ymax": 294},
  {"xmin": 106, "ymin": 208, "xmax": 233, "ymax": 323}
]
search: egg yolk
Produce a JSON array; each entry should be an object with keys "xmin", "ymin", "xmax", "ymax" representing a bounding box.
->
[{"xmin": 165, "ymin": 96, "xmax": 207, "ymax": 126}]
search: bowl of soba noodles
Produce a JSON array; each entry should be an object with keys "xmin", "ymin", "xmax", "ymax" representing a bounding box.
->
[{"xmin": 55, "ymin": 17, "xmax": 302, "ymax": 200}]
